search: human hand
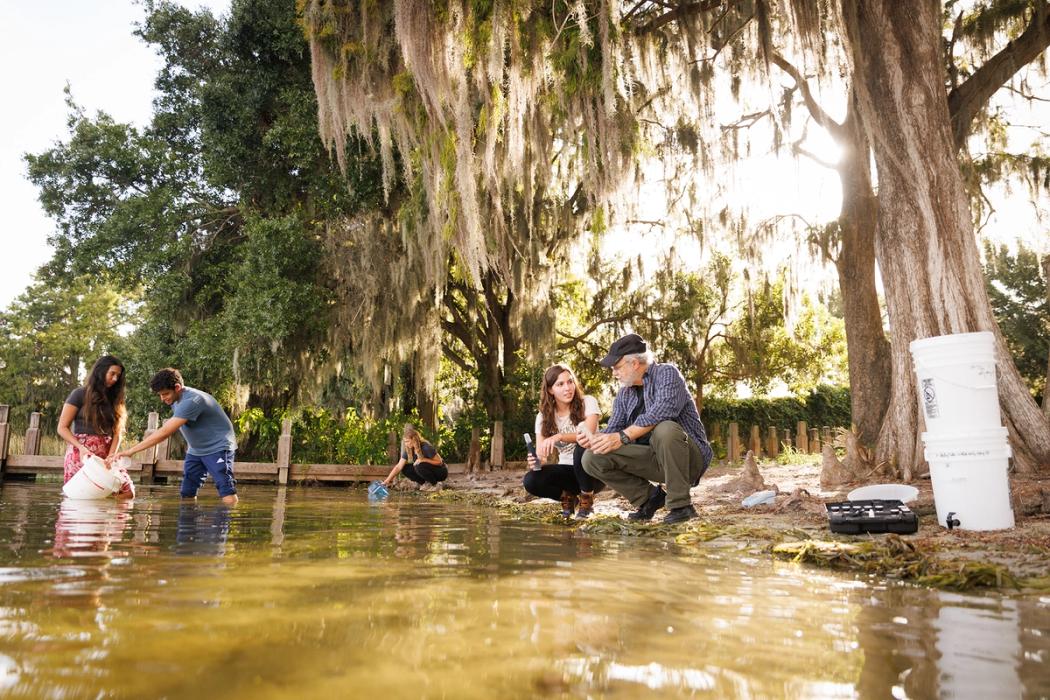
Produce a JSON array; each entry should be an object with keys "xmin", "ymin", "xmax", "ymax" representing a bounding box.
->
[
  {"xmin": 576, "ymin": 428, "xmax": 593, "ymax": 449},
  {"xmin": 539, "ymin": 436, "xmax": 559, "ymax": 460},
  {"xmin": 589, "ymin": 432, "xmax": 622, "ymax": 455},
  {"xmin": 526, "ymin": 453, "xmax": 540, "ymax": 470}
]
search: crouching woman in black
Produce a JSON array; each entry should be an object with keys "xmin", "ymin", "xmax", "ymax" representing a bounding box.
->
[
  {"xmin": 524, "ymin": 364, "xmax": 603, "ymax": 518},
  {"xmin": 382, "ymin": 423, "xmax": 448, "ymax": 490}
]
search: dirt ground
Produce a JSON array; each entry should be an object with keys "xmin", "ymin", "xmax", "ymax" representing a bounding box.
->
[{"xmin": 427, "ymin": 457, "xmax": 1050, "ymax": 591}]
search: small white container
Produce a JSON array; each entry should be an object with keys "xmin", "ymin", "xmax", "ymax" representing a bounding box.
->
[{"xmin": 62, "ymin": 456, "xmax": 123, "ymax": 500}]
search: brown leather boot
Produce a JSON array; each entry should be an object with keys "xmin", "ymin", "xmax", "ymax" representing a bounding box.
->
[
  {"xmin": 576, "ymin": 491, "xmax": 595, "ymax": 519},
  {"xmin": 560, "ymin": 491, "xmax": 578, "ymax": 518}
]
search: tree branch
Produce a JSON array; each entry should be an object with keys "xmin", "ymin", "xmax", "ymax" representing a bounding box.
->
[
  {"xmin": 632, "ymin": 0, "xmax": 725, "ymax": 36},
  {"xmin": 770, "ymin": 52, "xmax": 842, "ymax": 135},
  {"xmin": 948, "ymin": 3, "xmax": 1050, "ymax": 149}
]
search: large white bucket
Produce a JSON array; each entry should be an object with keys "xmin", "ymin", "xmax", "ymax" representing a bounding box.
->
[
  {"xmin": 909, "ymin": 332, "xmax": 1000, "ymax": 434},
  {"xmin": 62, "ymin": 456, "xmax": 123, "ymax": 500},
  {"xmin": 923, "ymin": 428, "xmax": 1014, "ymax": 531}
]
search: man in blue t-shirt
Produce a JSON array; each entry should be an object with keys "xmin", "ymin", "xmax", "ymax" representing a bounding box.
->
[{"xmin": 110, "ymin": 368, "xmax": 238, "ymax": 505}]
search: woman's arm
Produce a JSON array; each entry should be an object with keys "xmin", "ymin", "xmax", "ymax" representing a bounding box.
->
[
  {"xmin": 415, "ymin": 443, "xmax": 443, "ymax": 465},
  {"xmin": 56, "ymin": 403, "xmax": 101, "ymax": 459},
  {"xmin": 383, "ymin": 458, "xmax": 407, "ymax": 486}
]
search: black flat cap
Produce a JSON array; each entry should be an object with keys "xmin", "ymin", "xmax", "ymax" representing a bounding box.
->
[{"xmin": 599, "ymin": 333, "xmax": 648, "ymax": 367}]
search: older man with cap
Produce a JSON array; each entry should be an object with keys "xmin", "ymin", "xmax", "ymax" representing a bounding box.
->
[{"xmin": 578, "ymin": 334, "xmax": 713, "ymax": 524}]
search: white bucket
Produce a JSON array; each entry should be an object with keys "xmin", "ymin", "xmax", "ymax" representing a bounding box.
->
[
  {"xmin": 909, "ymin": 332, "xmax": 999, "ymax": 434},
  {"xmin": 62, "ymin": 456, "xmax": 123, "ymax": 500},
  {"xmin": 923, "ymin": 429, "xmax": 1014, "ymax": 530}
]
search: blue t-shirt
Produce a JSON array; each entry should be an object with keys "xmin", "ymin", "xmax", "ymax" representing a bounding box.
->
[{"xmin": 172, "ymin": 386, "xmax": 237, "ymax": 456}]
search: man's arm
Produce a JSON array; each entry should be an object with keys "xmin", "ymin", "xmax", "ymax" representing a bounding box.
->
[{"xmin": 108, "ymin": 417, "xmax": 187, "ymax": 462}]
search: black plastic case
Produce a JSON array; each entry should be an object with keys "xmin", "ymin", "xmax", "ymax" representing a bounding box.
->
[{"xmin": 825, "ymin": 499, "xmax": 919, "ymax": 535}]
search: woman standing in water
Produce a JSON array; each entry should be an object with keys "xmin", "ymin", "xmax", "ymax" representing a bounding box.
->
[
  {"xmin": 382, "ymin": 423, "xmax": 448, "ymax": 490},
  {"xmin": 524, "ymin": 364, "xmax": 603, "ymax": 518},
  {"xmin": 57, "ymin": 355, "xmax": 135, "ymax": 498}
]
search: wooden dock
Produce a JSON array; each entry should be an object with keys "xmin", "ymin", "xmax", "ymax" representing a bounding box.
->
[{"xmin": 0, "ymin": 407, "xmax": 475, "ymax": 485}]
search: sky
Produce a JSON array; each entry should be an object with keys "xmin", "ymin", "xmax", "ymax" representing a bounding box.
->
[{"xmin": 0, "ymin": 0, "xmax": 231, "ymax": 309}]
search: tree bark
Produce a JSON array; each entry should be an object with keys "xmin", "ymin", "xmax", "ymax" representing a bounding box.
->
[
  {"xmin": 1044, "ymin": 254, "xmax": 1050, "ymax": 417},
  {"xmin": 771, "ymin": 54, "xmax": 891, "ymax": 446},
  {"xmin": 832, "ymin": 91, "xmax": 891, "ymax": 446},
  {"xmin": 841, "ymin": 0, "xmax": 1050, "ymax": 476}
]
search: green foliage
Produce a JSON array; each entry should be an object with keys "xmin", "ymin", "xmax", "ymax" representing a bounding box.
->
[
  {"xmin": 701, "ymin": 385, "xmax": 852, "ymax": 432},
  {"xmin": 720, "ymin": 278, "xmax": 848, "ymax": 396},
  {"xmin": 24, "ymin": 0, "xmax": 384, "ymax": 415},
  {"xmin": 235, "ymin": 406, "xmax": 414, "ymax": 464},
  {"xmin": 983, "ymin": 241, "xmax": 1049, "ymax": 399},
  {"xmin": 0, "ymin": 275, "xmax": 131, "ymax": 429}
]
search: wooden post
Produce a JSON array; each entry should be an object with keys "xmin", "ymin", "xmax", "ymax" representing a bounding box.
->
[
  {"xmin": 728, "ymin": 422, "xmax": 740, "ymax": 463},
  {"xmin": 466, "ymin": 426, "xmax": 481, "ymax": 474},
  {"xmin": 0, "ymin": 405, "xmax": 9, "ymax": 468},
  {"xmin": 766, "ymin": 425, "xmax": 779, "ymax": 458},
  {"xmin": 710, "ymin": 423, "xmax": 722, "ymax": 450},
  {"xmin": 749, "ymin": 425, "xmax": 762, "ymax": 458},
  {"xmin": 781, "ymin": 428, "xmax": 792, "ymax": 452},
  {"xmin": 795, "ymin": 421, "xmax": 808, "ymax": 453},
  {"xmin": 139, "ymin": 412, "xmax": 160, "ymax": 484},
  {"xmin": 386, "ymin": 430, "xmax": 399, "ymax": 463},
  {"xmin": 822, "ymin": 426, "xmax": 833, "ymax": 447},
  {"xmin": 24, "ymin": 412, "xmax": 41, "ymax": 456},
  {"xmin": 489, "ymin": 420, "xmax": 504, "ymax": 471},
  {"xmin": 809, "ymin": 427, "xmax": 820, "ymax": 454},
  {"xmin": 276, "ymin": 418, "xmax": 292, "ymax": 485}
]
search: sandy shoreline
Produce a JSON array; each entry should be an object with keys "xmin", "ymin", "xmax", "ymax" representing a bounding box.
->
[{"xmin": 418, "ymin": 458, "xmax": 1050, "ymax": 592}]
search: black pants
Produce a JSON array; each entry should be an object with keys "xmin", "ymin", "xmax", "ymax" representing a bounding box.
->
[
  {"xmin": 402, "ymin": 462, "xmax": 448, "ymax": 485},
  {"xmin": 522, "ymin": 444, "xmax": 604, "ymax": 500}
]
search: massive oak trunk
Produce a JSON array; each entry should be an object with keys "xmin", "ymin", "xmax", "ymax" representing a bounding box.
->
[{"xmin": 841, "ymin": 0, "xmax": 1050, "ymax": 476}]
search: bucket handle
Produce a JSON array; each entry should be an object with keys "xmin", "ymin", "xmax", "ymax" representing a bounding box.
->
[{"xmin": 917, "ymin": 366, "xmax": 998, "ymax": 391}]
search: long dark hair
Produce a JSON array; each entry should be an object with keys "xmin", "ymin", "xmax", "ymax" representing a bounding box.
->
[
  {"xmin": 82, "ymin": 355, "xmax": 127, "ymax": 438},
  {"xmin": 539, "ymin": 364, "xmax": 585, "ymax": 438}
]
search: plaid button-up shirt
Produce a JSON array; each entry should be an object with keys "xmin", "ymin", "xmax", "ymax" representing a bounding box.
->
[{"xmin": 602, "ymin": 362, "xmax": 713, "ymax": 468}]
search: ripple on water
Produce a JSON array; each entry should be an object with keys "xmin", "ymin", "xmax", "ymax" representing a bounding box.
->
[{"xmin": 0, "ymin": 566, "xmax": 87, "ymax": 584}]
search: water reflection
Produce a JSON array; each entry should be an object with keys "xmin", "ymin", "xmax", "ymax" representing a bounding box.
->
[
  {"xmin": 935, "ymin": 596, "xmax": 1022, "ymax": 699},
  {"xmin": 174, "ymin": 502, "xmax": 232, "ymax": 556},
  {"xmin": 50, "ymin": 498, "xmax": 133, "ymax": 559},
  {"xmin": 0, "ymin": 483, "xmax": 1046, "ymax": 699}
]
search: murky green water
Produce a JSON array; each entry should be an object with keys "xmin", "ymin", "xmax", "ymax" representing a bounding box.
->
[{"xmin": 0, "ymin": 482, "xmax": 1047, "ymax": 699}]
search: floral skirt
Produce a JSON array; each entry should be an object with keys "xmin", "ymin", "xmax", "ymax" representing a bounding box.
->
[{"xmin": 63, "ymin": 434, "xmax": 135, "ymax": 498}]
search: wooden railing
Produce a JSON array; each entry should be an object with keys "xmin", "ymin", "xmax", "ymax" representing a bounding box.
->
[
  {"xmin": 0, "ymin": 407, "xmax": 495, "ymax": 485},
  {"xmin": 708, "ymin": 420, "xmax": 836, "ymax": 462}
]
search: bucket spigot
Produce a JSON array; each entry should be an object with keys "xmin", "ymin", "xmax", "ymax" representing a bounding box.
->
[{"xmin": 946, "ymin": 512, "xmax": 960, "ymax": 530}]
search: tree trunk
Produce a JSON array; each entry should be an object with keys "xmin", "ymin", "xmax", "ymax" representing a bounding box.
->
[
  {"xmin": 1044, "ymin": 254, "xmax": 1050, "ymax": 418},
  {"xmin": 841, "ymin": 0, "xmax": 1050, "ymax": 477},
  {"xmin": 834, "ymin": 91, "xmax": 891, "ymax": 446}
]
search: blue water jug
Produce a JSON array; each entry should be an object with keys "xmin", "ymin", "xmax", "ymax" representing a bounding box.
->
[{"xmin": 368, "ymin": 481, "xmax": 389, "ymax": 500}]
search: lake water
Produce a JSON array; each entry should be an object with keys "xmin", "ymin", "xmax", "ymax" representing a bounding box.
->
[{"xmin": 0, "ymin": 482, "xmax": 1047, "ymax": 698}]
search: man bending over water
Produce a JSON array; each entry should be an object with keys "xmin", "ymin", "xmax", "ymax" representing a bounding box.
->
[{"xmin": 109, "ymin": 368, "xmax": 239, "ymax": 505}]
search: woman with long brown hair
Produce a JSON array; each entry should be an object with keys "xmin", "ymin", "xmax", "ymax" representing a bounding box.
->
[
  {"xmin": 57, "ymin": 355, "xmax": 134, "ymax": 498},
  {"xmin": 382, "ymin": 423, "xmax": 448, "ymax": 490},
  {"xmin": 524, "ymin": 364, "xmax": 603, "ymax": 518}
]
